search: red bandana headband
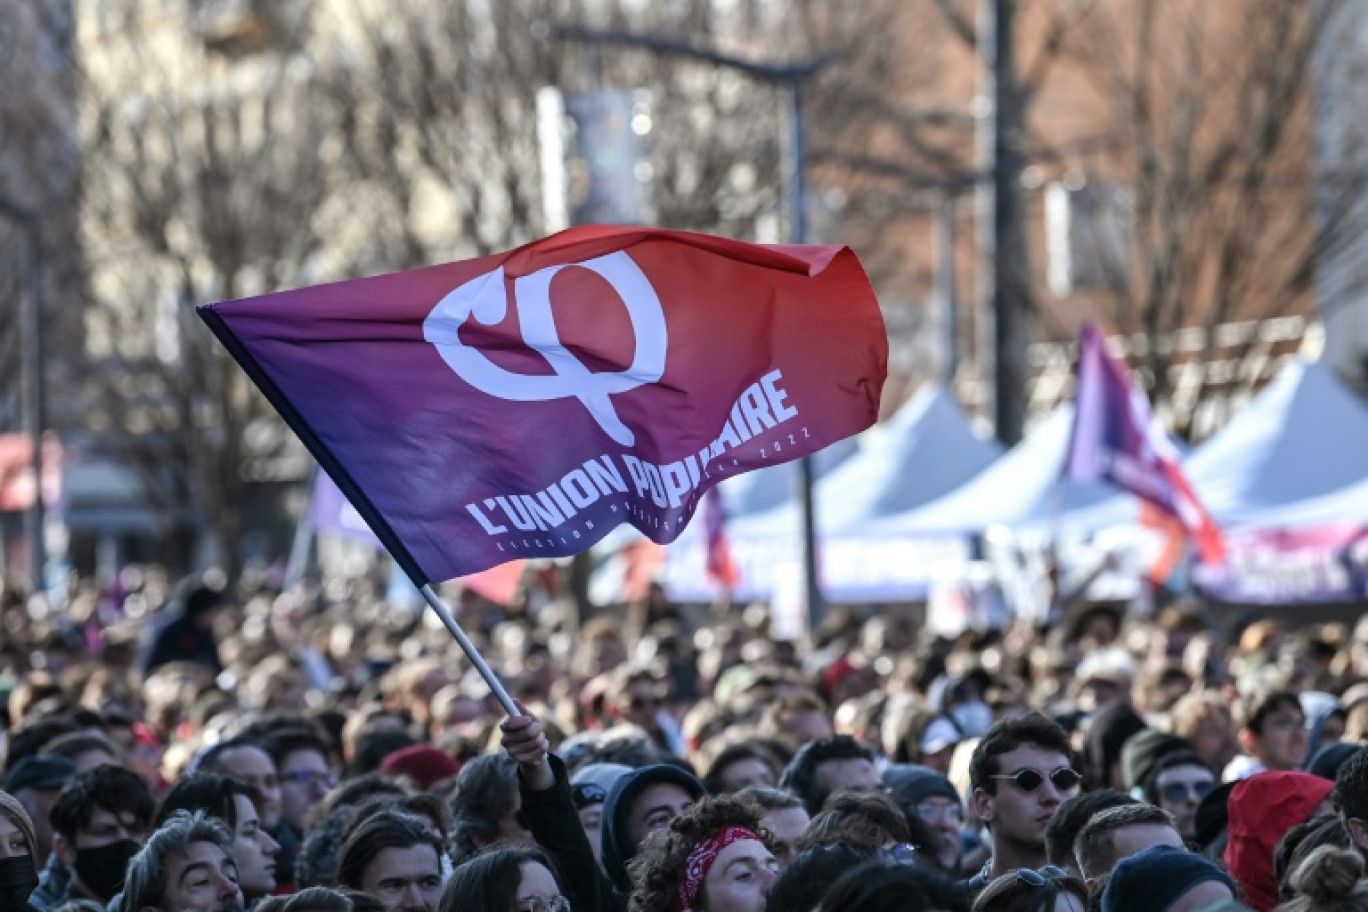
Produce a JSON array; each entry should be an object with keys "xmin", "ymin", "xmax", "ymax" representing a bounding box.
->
[{"xmin": 675, "ymin": 826, "xmax": 759, "ymax": 912}]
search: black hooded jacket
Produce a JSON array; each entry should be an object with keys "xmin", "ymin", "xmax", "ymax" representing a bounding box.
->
[{"xmin": 517, "ymin": 756, "xmax": 706, "ymax": 912}]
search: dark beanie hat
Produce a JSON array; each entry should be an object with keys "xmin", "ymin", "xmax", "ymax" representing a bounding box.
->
[
  {"xmin": 1305, "ymin": 742, "xmax": 1361, "ymax": 782},
  {"xmin": 601, "ymin": 764, "xmax": 707, "ymax": 894},
  {"xmin": 4, "ymin": 755, "xmax": 76, "ymax": 793},
  {"xmin": 1121, "ymin": 730, "xmax": 1192, "ymax": 790},
  {"xmin": 883, "ymin": 764, "xmax": 959, "ymax": 806},
  {"xmin": 1102, "ymin": 844, "xmax": 1235, "ymax": 912}
]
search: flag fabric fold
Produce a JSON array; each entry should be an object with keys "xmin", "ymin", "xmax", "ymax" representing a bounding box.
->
[
  {"xmin": 1063, "ymin": 323, "xmax": 1224, "ymax": 565},
  {"xmin": 199, "ymin": 226, "xmax": 887, "ymax": 585}
]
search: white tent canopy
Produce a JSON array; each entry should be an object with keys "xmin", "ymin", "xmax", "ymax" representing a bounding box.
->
[
  {"xmin": 729, "ymin": 386, "xmax": 1002, "ymax": 540},
  {"xmin": 1185, "ymin": 360, "xmax": 1368, "ymax": 523},
  {"xmin": 1054, "ymin": 359, "xmax": 1368, "ymax": 534},
  {"xmin": 1236, "ymin": 475, "xmax": 1368, "ymax": 528},
  {"xmin": 858, "ymin": 404, "xmax": 1118, "ymax": 537},
  {"xmin": 663, "ymin": 387, "xmax": 1001, "ymax": 603}
]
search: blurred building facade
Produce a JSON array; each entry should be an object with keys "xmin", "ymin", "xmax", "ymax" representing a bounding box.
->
[
  {"xmin": 32, "ymin": 0, "xmax": 1366, "ymax": 577},
  {"xmin": 0, "ymin": 0, "xmax": 86, "ymax": 583}
]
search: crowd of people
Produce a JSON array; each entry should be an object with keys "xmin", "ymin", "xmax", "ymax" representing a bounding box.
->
[{"xmin": 2, "ymin": 560, "xmax": 1368, "ymax": 912}]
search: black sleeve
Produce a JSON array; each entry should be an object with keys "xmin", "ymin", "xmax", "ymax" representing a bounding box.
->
[{"xmin": 518, "ymin": 754, "xmax": 617, "ymax": 912}]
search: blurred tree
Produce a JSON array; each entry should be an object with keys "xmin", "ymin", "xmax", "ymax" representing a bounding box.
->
[
  {"xmin": 1059, "ymin": 0, "xmax": 1368, "ymax": 431},
  {"xmin": 79, "ymin": 3, "xmax": 334, "ymax": 574},
  {"xmin": 0, "ymin": 0, "xmax": 83, "ymax": 451},
  {"xmin": 75, "ymin": 0, "xmax": 932, "ymax": 577},
  {"xmin": 905, "ymin": 0, "xmax": 1367, "ymax": 435},
  {"xmin": 69, "ymin": 0, "xmax": 1358, "ymax": 577}
]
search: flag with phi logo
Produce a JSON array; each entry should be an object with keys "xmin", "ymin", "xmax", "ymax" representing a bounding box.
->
[{"xmin": 199, "ymin": 226, "xmax": 887, "ymax": 585}]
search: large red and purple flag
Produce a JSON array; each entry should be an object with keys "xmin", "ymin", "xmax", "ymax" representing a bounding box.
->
[
  {"xmin": 199, "ymin": 226, "xmax": 887, "ymax": 585},
  {"xmin": 1063, "ymin": 323, "xmax": 1224, "ymax": 565}
]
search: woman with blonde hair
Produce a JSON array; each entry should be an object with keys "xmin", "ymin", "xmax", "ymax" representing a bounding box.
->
[
  {"xmin": 0, "ymin": 791, "xmax": 41, "ymax": 912},
  {"xmin": 1279, "ymin": 845, "xmax": 1368, "ymax": 912}
]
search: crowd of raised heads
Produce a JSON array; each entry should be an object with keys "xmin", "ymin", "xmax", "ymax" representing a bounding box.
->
[{"xmin": 6, "ymin": 563, "xmax": 1368, "ymax": 912}]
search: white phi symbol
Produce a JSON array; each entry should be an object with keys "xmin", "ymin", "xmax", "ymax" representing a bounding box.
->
[{"xmin": 422, "ymin": 250, "xmax": 667, "ymax": 447}]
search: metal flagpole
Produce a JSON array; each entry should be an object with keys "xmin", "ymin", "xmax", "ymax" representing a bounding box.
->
[{"xmin": 419, "ymin": 583, "xmax": 519, "ymax": 717}]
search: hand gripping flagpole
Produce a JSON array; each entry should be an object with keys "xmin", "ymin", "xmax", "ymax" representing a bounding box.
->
[{"xmin": 418, "ymin": 584, "xmax": 520, "ymax": 718}]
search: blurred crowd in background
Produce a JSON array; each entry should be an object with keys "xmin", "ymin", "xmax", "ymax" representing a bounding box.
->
[{"xmin": 1, "ymin": 563, "xmax": 1368, "ymax": 912}]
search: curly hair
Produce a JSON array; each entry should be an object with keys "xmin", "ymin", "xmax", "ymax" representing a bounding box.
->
[{"xmin": 626, "ymin": 795, "xmax": 773, "ymax": 912}]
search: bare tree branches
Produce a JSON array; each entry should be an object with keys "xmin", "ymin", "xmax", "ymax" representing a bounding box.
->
[{"xmin": 1057, "ymin": 0, "xmax": 1360, "ymax": 422}]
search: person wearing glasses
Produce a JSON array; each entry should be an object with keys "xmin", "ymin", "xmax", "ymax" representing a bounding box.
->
[
  {"xmin": 970, "ymin": 865, "xmax": 1087, "ymax": 912},
  {"xmin": 884, "ymin": 764, "xmax": 966, "ymax": 874},
  {"xmin": 1141, "ymin": 752, "xmax": 1216, "ymax": 845},
  {"xmin": 964, "ymin": 715, "xmax": 1081, "ymax": 901},
  {"xmin": 263, "ymin": 730, "xmax": 338, "ymax": 847},
  {"xmin": 437, "ymin": 845, "xmax": 568, "ymax": 912}
]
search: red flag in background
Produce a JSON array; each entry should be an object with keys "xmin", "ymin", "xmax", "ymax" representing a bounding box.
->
[{"xmin": 703, "ymin": 485, "xmax": 740, "ymax": 589}]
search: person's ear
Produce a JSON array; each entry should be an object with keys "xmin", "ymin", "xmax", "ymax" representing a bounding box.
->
[
  {"xmin": 53, "ymin": 833, "xmax": 76, "ymax": 866},
  {"xmin": 972, "ymin": 786, "xmax": 994, "ymax": 826},
  {"xmin": 1238, "ymin": 727, "xmax": 1257, "ymax": 754},
  {"xmin": 1347, "ymin": 816, "xmax": 1368, "ymax": 852}
]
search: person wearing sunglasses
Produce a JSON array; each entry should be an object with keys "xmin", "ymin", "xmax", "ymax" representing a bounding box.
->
[
  {"xmin": 965, "ymin": 715, "xmax": 1079, "ymax": 902},
  {"xmin": 971, "ymin": 865, "xmax": 1087, "ymax": 912},
  {"xmin": 1141, "ymin": 752, "xmax": 1216, "ymax": 845}
]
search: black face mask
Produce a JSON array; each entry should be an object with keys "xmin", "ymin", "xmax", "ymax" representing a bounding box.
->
[
  {"xmin": 0, "ymin": 856, "xmax": 39, "ymax": 911},
  {"xmin": 74, "ymin": 839, "xmax": 141, "ymax": 902}
]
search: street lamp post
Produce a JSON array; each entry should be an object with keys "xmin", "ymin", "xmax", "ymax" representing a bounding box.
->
[{"xmin": 548, "ymin": 26, "xmax": 829, "ymax": 630}]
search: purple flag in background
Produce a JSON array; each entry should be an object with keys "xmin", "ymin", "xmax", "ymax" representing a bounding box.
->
[
  {"xmin": 1064, "ymin": 323, "xmax": 1223, "ymax": 563},
  {"xmin": 308, "ymin": 469, "xmax": 383, "ymax": 548}
]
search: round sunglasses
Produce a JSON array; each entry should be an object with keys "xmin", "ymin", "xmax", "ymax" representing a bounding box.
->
[
  {"xmin": 990, "ymin": 767, "xmax": 1082, "ymax": 793},
  {"xmin": 1158, "ymin": 779, "xmax": 1216, "ymax": 803}
]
